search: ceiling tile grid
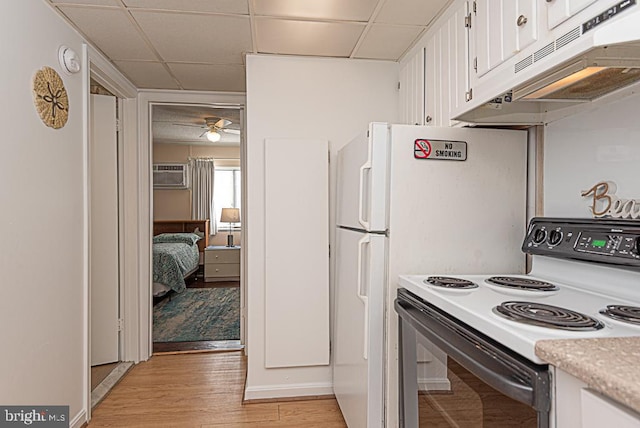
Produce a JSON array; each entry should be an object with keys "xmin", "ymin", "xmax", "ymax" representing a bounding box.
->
[
  {"xmin": 168, "ymin": 63, "xmax": 246, "ymax": 92},
  {"xmin": 112, "ymin": 60, "xmax": 180, "ymax": 89},
  {"xmin": 255, "ymin": 18, "xmax": 366, "ymax": 57},
  {"xmin": 47, "ymin": 0, "xmax": 453, "ymax": 91},
  {"xmin": 129, "ymin": 11, "xmax": 252, "ymax": 64}
]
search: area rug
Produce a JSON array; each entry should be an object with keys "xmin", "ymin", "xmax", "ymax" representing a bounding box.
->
[{"xmin": 153, "ymin": 287, "xmax": 240, "ymax": 342}]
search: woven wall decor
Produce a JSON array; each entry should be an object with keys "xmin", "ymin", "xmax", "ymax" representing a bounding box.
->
[{"xmin": 32, "ymin": 66, "xmax": 69, "ymax": 129}]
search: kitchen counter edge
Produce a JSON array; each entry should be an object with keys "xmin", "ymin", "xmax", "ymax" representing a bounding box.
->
[{"xmin": 535, "ymin": 337, "xmax": 640, "ymax": 414}]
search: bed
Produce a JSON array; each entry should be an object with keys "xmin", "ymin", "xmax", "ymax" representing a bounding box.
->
[{"xmin": 152, "ymin": 219, "xmax": 210, "ymax": 297}]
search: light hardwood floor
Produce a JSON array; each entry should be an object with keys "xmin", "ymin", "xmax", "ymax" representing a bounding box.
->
[{"xmin": 88, "ymin": 351, "xmax": 347, "ymax": 427}]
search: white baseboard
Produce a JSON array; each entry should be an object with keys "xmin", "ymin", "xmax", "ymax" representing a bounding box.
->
[
  {"xmin": 418, "ymin": 378, "xmax": 451, "ymax": 392},
  {"xmin": 244, "ymin": 382, "xmax": 334, "ymax": 401},
  {"xmin": 70, "ymin": 409, "xmax": 87, "ymax": 428}
]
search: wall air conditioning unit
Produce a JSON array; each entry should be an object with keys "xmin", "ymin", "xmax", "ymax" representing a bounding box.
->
[{"xmin": 153, "ymin": 164, "xmax": 189, "ymax": 189}]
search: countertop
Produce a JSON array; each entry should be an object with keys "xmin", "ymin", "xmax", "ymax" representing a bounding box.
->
[{"xmin": 535, "ymin": 337, "xmax": 640, "ymax": 414}]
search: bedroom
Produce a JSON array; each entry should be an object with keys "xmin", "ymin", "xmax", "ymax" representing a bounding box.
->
[{"xmin": 151, "ymin": 104, "xmax": 244, "ymax": 354}]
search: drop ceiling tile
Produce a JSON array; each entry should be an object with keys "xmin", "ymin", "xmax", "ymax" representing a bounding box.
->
[
  {"xmin": 49, "ymin": 0, "xmax": 119, "ymax": 5},
  {"xmin": 252, "ymin": 0, "xmax": 377, "ymax": 22},
  {"xmin": 58, "ymin": 6, "xmax": 157, "ymax": 60},
  {"xmin": 256, "ymin": 18, "xmax": 365, "ymax": 57},
  {"xmin": 113, "ymin": 61, "xmax": 180, "ymax": 89},
  {"xmin": 130, "ymin": 11, "xmax": 252, "ymax": 64},
  {"xmin": 168, "ymin": 63, "xmax": 246, "ymax": 92},
  {"xmin": 122, "ymin": 0, "xmax": 249, "ymax": 14},
  {"xmin": 376, "ymin": 0, "xmax": 450, "ymax": 26},
  {"xmin": 355, "ymin": 24, "xmax": 423, "ymax": 60}
]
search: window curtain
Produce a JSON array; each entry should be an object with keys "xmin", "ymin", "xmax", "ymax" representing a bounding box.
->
[{"xmin": 189, "ymin": 158, "xmax": 217, "ymax": 235}]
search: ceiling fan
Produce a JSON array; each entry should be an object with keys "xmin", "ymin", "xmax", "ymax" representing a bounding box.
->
[{"xmin": 174, "ymin": 117, "xmax": 241, "ymax": 142}]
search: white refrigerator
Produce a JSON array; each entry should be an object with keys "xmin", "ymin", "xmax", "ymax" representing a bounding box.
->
[{"xmin": 333, "ymin": 123, "xmax": 528, "ymax": 427}]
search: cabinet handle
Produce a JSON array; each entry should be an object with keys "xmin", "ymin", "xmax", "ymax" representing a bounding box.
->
[
  {"xmin": 425, "ymin": 115, "xmax": 432, "ymax": 123},
  {"xmin": 517, "ymin": 15, "xmax": 528, "ymax": 26},
  {"xmin": 546, "ymin": 0, "xmax": 554, "ymax": 2}
]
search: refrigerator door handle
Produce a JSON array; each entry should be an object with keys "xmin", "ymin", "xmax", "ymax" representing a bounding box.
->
[
  {"xmin": 357, "ymin": 235, "xmax": 370, "ymax": 360},
  {"xmin": 358, "ymin": 137, "xmax": 373, "ymax": 230}
]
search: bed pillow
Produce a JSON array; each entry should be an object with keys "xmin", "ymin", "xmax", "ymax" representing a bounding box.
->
[{"xmin": 153, "ymin": 233, "xmax": 201, "ymax": 246}]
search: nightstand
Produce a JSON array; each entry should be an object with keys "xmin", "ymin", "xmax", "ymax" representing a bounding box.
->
[{"xmin": 204, "ymin": 246, "xmax": 240, "ymax": 282}]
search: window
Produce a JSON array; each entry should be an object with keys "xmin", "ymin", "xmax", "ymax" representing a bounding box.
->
[{"xmin": 214, "ymin": 167, "xmax": 241, "ymax": 229}]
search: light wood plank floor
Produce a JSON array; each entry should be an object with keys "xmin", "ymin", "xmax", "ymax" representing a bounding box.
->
[{"xmin": 88, "ymin": 351, "xmax": 347, "ymax": 427}]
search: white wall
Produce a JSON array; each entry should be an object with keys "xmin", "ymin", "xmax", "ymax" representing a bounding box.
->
[
  {"xmin": 0, "ymin": 1, "xmax": 87, "ymax": 424},
  {"xmin": 245, "ymin": 54, "xmax": 398, "ymax": 398},
  {"xmin": 544, "ymin": 93, "xmax": 640, "ymax": 216}
]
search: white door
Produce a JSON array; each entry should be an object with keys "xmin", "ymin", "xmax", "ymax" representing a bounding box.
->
[
  {"xmin": 90, "ymin": 94, "xmax": 119, "ymax": 366},
  {"xmin": 333, "ymin": 228, "xmax": 386, "ymax": 428},
  {"xmin": 336, "ymin": 123, "xmax": 389, "ymax": 232},
  {"xmin": 264, "ymin": 138, "xmax": 329, "ymax": 368}
]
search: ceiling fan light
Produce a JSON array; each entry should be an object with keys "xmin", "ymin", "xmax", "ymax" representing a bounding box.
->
[{"xmin": 206, "ymin": 130, "xmax": 221, "ymax": 142}]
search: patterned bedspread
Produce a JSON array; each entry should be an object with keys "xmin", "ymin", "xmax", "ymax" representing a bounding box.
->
[{"xmin": 152, "ymin": 242, "xmax": 199, "ymax": 293}]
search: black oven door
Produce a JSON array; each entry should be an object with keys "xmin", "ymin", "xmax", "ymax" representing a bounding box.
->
[{"xmin": 395, "ymin": 288, "xmax": 551, "ymax": 428}]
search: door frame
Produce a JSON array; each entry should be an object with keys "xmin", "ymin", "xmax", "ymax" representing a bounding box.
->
[
  {"xmin": 83, "ymin": 43, "xmax": 137, "ymax": 420},
  {"xmin": 137, "ymin": 90, "xmax": 246, "ymax": 360}
]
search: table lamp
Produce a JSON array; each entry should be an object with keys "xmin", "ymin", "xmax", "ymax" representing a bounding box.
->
[{"xmin": 220, "ymin": 207, "xmax": 240, "ymax": 247}]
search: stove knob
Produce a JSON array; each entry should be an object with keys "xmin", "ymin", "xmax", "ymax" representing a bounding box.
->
[
  {"xmin": 532, "ymin": 228, "xmax": 547, "ymax": 245},
  {"xmin": 635, "ymin": 237, "xmax": 640, "ymax": 255},
  {"xmin": 548, "ymin": 230, "xmax": 563, "ymax": 246}
]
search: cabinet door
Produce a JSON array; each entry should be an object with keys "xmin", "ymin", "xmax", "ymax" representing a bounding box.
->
[
  {"xmin": 445, "ymin": 1, "xmax": 470, "ymax": 124},
  {"xmin": 474, "ymin": 0, "xmax": 537, "ymax": 77},
  {"xmin": 547, "ymin": 0, "xmax": 597, "ymax": 29},
  {"xmin": 516, "ymin": 0, "xmax": 537, "ymax": 52},
  {"xmin": 474, "ymin": 0, "xmax": 501, "ymax": 77},
  {"xmin": 424, "ymin": 1, "xmax": 469, "ymax": 126},
  {"xmin": 582, "ymin": 389, "xmax": 640, "ymax": 428},
  {"xmin": 425, "ymin": 35, "xmax": 438, "ymax": 126},
  {"xmin": 399, "ymin": 48, "xmax": 425, "ymax": 125}
]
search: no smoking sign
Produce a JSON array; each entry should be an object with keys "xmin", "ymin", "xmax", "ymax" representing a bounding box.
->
[
  {"xmin": 414, "ymin": 138, "xmax": 467, "ymax": 161},
  {"xmin": 414, "ymin": 139, "xmax": 431, "ymax": 158}
]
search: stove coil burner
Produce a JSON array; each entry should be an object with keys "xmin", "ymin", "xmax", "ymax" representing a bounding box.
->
[
  {"xmin": 600, "ymin": 305, "xmax": 640, "ymax": 325},
  {"xmin": 425, "ymin": 276, "xmax": 478, "ymax": 290},
  {"xmin": 494, "ymin": 301, "xmax": 604, "ymax": 331},
  {"xmin": 486, "ymin": 276, "xmax": 559, "ymax": 292}
]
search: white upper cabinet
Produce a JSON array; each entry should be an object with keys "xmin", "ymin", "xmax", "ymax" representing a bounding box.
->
[
  {"xmin": 546, "ymin": 0, "xmax": 598, "ymax": 29},
  {"xmin": 473, "ymin": 0, "xmax": 537, "ymax": 77},
  {"xmin": 399, "ymin": 47, "xmax": 425, "ymax": 125},
  {"xmin": 399, "ymin": 0, "xmax": 469, "ymax": 127},
  {"xmin": 424, "ymin": 0, "xmax": 469, "ymax": 127}
]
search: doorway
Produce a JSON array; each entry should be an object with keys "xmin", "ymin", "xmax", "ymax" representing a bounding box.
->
[{"xmin": 150, "ymin": 103, "xmax": 245, "ymax": 354}]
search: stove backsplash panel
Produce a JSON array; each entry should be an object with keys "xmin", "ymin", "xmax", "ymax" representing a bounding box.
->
[{"xmin": 544, "ymin": 91, "xmax": 640, "ymax": 218}]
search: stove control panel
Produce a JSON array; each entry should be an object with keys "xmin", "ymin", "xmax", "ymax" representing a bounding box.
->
[
  {"xmin": 522, "ymin": 218, "xmax": 640, "ymax": 268},
  {"xmin": 575, "ymin": 232, "xmax": 639, "ymax": 259}
]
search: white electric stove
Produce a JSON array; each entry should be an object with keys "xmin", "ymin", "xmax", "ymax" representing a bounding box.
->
[
  {"xmin": 395, "ymin": 217, "xmax": 640, "ymax": 428},
  {"xmin": 398, "ymin": 265, "xmax": 640, "ymax": 365}
]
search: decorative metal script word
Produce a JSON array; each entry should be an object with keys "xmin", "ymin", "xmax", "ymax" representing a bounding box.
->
[{"xmin": 581, "ymin": 181, "xmax": 640, "ymax": 219}]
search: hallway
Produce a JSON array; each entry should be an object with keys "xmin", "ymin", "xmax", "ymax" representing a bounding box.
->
[{"xmin": 88, "ymin": 351, "xmax": 346, "ymax": 427}]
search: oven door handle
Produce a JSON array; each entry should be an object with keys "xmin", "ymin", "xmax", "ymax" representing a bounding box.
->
[{"xmin": 395, "ymin": 296, "xmax": 550, "ymax": 412}]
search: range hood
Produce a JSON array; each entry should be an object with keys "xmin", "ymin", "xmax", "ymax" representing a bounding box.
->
[
  {"xmin": 455, "ymin": 0, "xmax": 640, "ymax": 124},
  {"xmin": 513, "ymin": 45, "xmax": 640, "ymax": 101}
]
